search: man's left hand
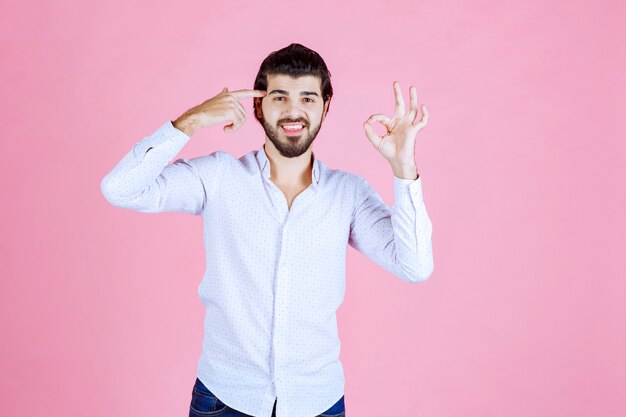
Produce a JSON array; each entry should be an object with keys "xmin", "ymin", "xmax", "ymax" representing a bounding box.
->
[{"xmin": 363, "ymin": 81, "xmax": 429, "ymax": 180}]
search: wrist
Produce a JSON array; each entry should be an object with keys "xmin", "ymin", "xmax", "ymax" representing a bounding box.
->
[
  {"xmin": 390, "ymin": 160, "xmax": 419, "ymax": 180},
  {"xmin": 173, "ymin": 114, "xmax": 198, "ymax": 137}
]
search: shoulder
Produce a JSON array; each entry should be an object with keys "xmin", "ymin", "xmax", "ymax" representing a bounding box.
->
[
  {"xmin": 319, "ymin": 162, "xmax": 366, "ymax": 187},
  {"xmin": 188, "ymin": 150, "xmax": 236, "ymax": 166},
  {"xmin": 333, "ymin": 168, "xmax": 370, "ymax": 191},
  {"xmin": 183, "ymin": 151, "xmax": 237, "ymax": 180},
  {"xmin": 319, "ymin": 165, "xmax": 372, "ymax": 204}
]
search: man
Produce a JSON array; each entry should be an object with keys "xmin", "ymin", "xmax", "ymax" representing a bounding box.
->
[{"xmin": 101, "ymin": 43, "xmax": 433, "ymax": 417}]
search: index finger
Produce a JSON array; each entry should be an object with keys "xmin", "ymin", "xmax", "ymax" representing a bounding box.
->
[
  {"xmin": 229, "ymin": 89, "xmax": 267, "ymax": 99},
  {"xmin": 393, "ymin": 80, "xmax": 405, "ymax": 116}
]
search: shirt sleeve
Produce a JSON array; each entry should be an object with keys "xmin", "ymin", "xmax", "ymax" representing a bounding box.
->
[
  {"xmin": 100, "ymin": 120, "xmax": 225, "ymax": 215},
  {"xmin": 348, "ymin": 175, "xmax": 434, "ymax": 283}
]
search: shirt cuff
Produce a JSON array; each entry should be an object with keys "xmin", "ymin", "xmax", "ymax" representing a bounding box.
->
[
  {"xmin": 134, "ymin": 120, "xmax": 191, "ymax": 157},
  {"xmin": 393, "ymin": 175, "xmax": 424, "ymax": 205}
]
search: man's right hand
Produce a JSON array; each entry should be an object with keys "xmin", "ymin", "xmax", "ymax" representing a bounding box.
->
[{"xmin": 173, "ymin": 87, "xmax": 267, "ymax": 137}]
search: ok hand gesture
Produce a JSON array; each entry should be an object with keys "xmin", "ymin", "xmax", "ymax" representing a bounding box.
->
[{"xmin": 363, "ymin": 81, "xmax": 428, "ymax": 178}]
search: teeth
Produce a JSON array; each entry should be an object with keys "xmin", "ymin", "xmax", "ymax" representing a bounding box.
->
[{"xmin": 282, "ymin": 125, "xmax": 303, "ymax": 130}]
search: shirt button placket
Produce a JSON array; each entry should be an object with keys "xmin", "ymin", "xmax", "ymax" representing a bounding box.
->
[{"xmin": 273, "ymin": 219, "xmax": 289, "ymax": 398}]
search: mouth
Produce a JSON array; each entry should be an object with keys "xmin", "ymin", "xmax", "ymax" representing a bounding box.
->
[{"xmin": 280, "ymin": 123, "xmax": 306, "ymax": 136}]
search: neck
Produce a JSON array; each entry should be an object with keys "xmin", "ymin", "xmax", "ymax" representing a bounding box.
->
[{"xmin": 264, "ymin": 141, "xmax": 314, "ymax": 187}]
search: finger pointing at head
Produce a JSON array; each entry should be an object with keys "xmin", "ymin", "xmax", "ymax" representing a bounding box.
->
[{"xmin": 229, "ymin": 89, "xmax": 267, "ymax": 100}]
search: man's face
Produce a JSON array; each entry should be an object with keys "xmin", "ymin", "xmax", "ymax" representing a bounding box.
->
[{"xmin": 255, "ymin": 74, "xmax": 329, "ymax": 158}]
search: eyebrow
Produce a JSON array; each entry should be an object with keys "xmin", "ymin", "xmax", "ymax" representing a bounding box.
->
[{"xmin": 268, "ymin": 89, "xmax": 319, "ymax": 97}]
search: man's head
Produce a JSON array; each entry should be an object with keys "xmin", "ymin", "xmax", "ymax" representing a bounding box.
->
[{"xmin": 253, "ymin": 43, "xmax": 333, "ymax": 158}]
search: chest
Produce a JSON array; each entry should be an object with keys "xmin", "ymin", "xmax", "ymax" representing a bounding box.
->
[
  {"xmin": 203, "ymin": 172, "xmax": 354, "ymax": 266},
  {"xmin": 275, "ymin": 184, "xmax": 309, "ymax": 211}
]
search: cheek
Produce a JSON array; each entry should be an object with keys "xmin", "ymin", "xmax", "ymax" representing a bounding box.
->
[
  {"xmin": 314, "ymin": 104, "xmax": 326, "ymax": 118},
  {"xmin": 261, "ymin": 102, "xmax": 277, "ymax": 119},
  {"xmin": 314, "ymin": 109, "xmax": 325, "ymax": 123}
]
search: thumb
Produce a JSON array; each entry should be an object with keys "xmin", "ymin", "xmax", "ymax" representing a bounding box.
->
[{"xmin": 222, "ymin": 87, "xmax": 228, "ymax": 93}]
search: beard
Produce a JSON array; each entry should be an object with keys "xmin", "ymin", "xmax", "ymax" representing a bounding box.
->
[{"xmin": 261, "ymin": 116, "xmax": 323, "ymax": 158}]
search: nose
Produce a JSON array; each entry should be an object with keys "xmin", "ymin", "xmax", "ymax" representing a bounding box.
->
[{"xmin": 283, "ymin": 100, "xmax": 305, "ymax": 120}]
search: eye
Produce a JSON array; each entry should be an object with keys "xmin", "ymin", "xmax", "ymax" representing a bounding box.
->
[
  {"xmin": 273, "ymin": 96, "xmax": 285, "ymax": 101},
  {"xmin": 304, "ymin": 97, "xmax": 315, "ymax": 103}
]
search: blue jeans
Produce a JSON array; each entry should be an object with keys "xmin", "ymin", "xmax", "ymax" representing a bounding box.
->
[{"xmin": 189, "ymin": 377, "xmax": 345, "ymax": 417}]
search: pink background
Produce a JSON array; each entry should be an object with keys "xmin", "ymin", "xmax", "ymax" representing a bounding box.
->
[{"xmin": 1, "ymin": 0, "xmax": 624, "ymax": 416}]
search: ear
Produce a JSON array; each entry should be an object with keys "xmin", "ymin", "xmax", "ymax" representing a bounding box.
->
[{"xmin": 254, "ymin": 97, "xmax": 263, "ymax": 119}]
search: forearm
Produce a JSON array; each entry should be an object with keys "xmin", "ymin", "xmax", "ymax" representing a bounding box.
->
[
  {"xmin": 350, "ymin": 175, "xmax": 433, "ymax": 284},
  {"xmin": 100, "ymin": 121, "xmax": 190, "ymax": 207},
  {"xmin": 391, "ymin": 176, "xmax": 433, "ymax": 281}
]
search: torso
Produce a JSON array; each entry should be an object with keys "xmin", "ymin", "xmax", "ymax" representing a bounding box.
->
[
  {"xmin": 270, "ymin": 169, "xmax": 313, "ymax": 212},
  {"xmin": 273, "ymin": 183, "xmax": 310, "ymax": 212}
]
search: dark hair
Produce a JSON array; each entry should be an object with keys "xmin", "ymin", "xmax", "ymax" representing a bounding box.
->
[{"xmin": 253, "ymin": 43, "xmax": 333, "ymax": 122}]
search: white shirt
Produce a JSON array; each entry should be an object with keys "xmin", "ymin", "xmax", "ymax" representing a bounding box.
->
[{"xmin": 100, "ymin": 120, "xmax": 434, "ymax": 417}]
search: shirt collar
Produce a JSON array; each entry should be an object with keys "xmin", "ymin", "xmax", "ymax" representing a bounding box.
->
[{"xmin": 256, "ymin": 144, "xmax": 321, "ymax": 186}]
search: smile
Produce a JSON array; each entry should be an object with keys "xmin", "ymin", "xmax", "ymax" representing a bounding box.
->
[{"xmin": 280, "ymin": 123, "xmax": 305, "ymax": 135}]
